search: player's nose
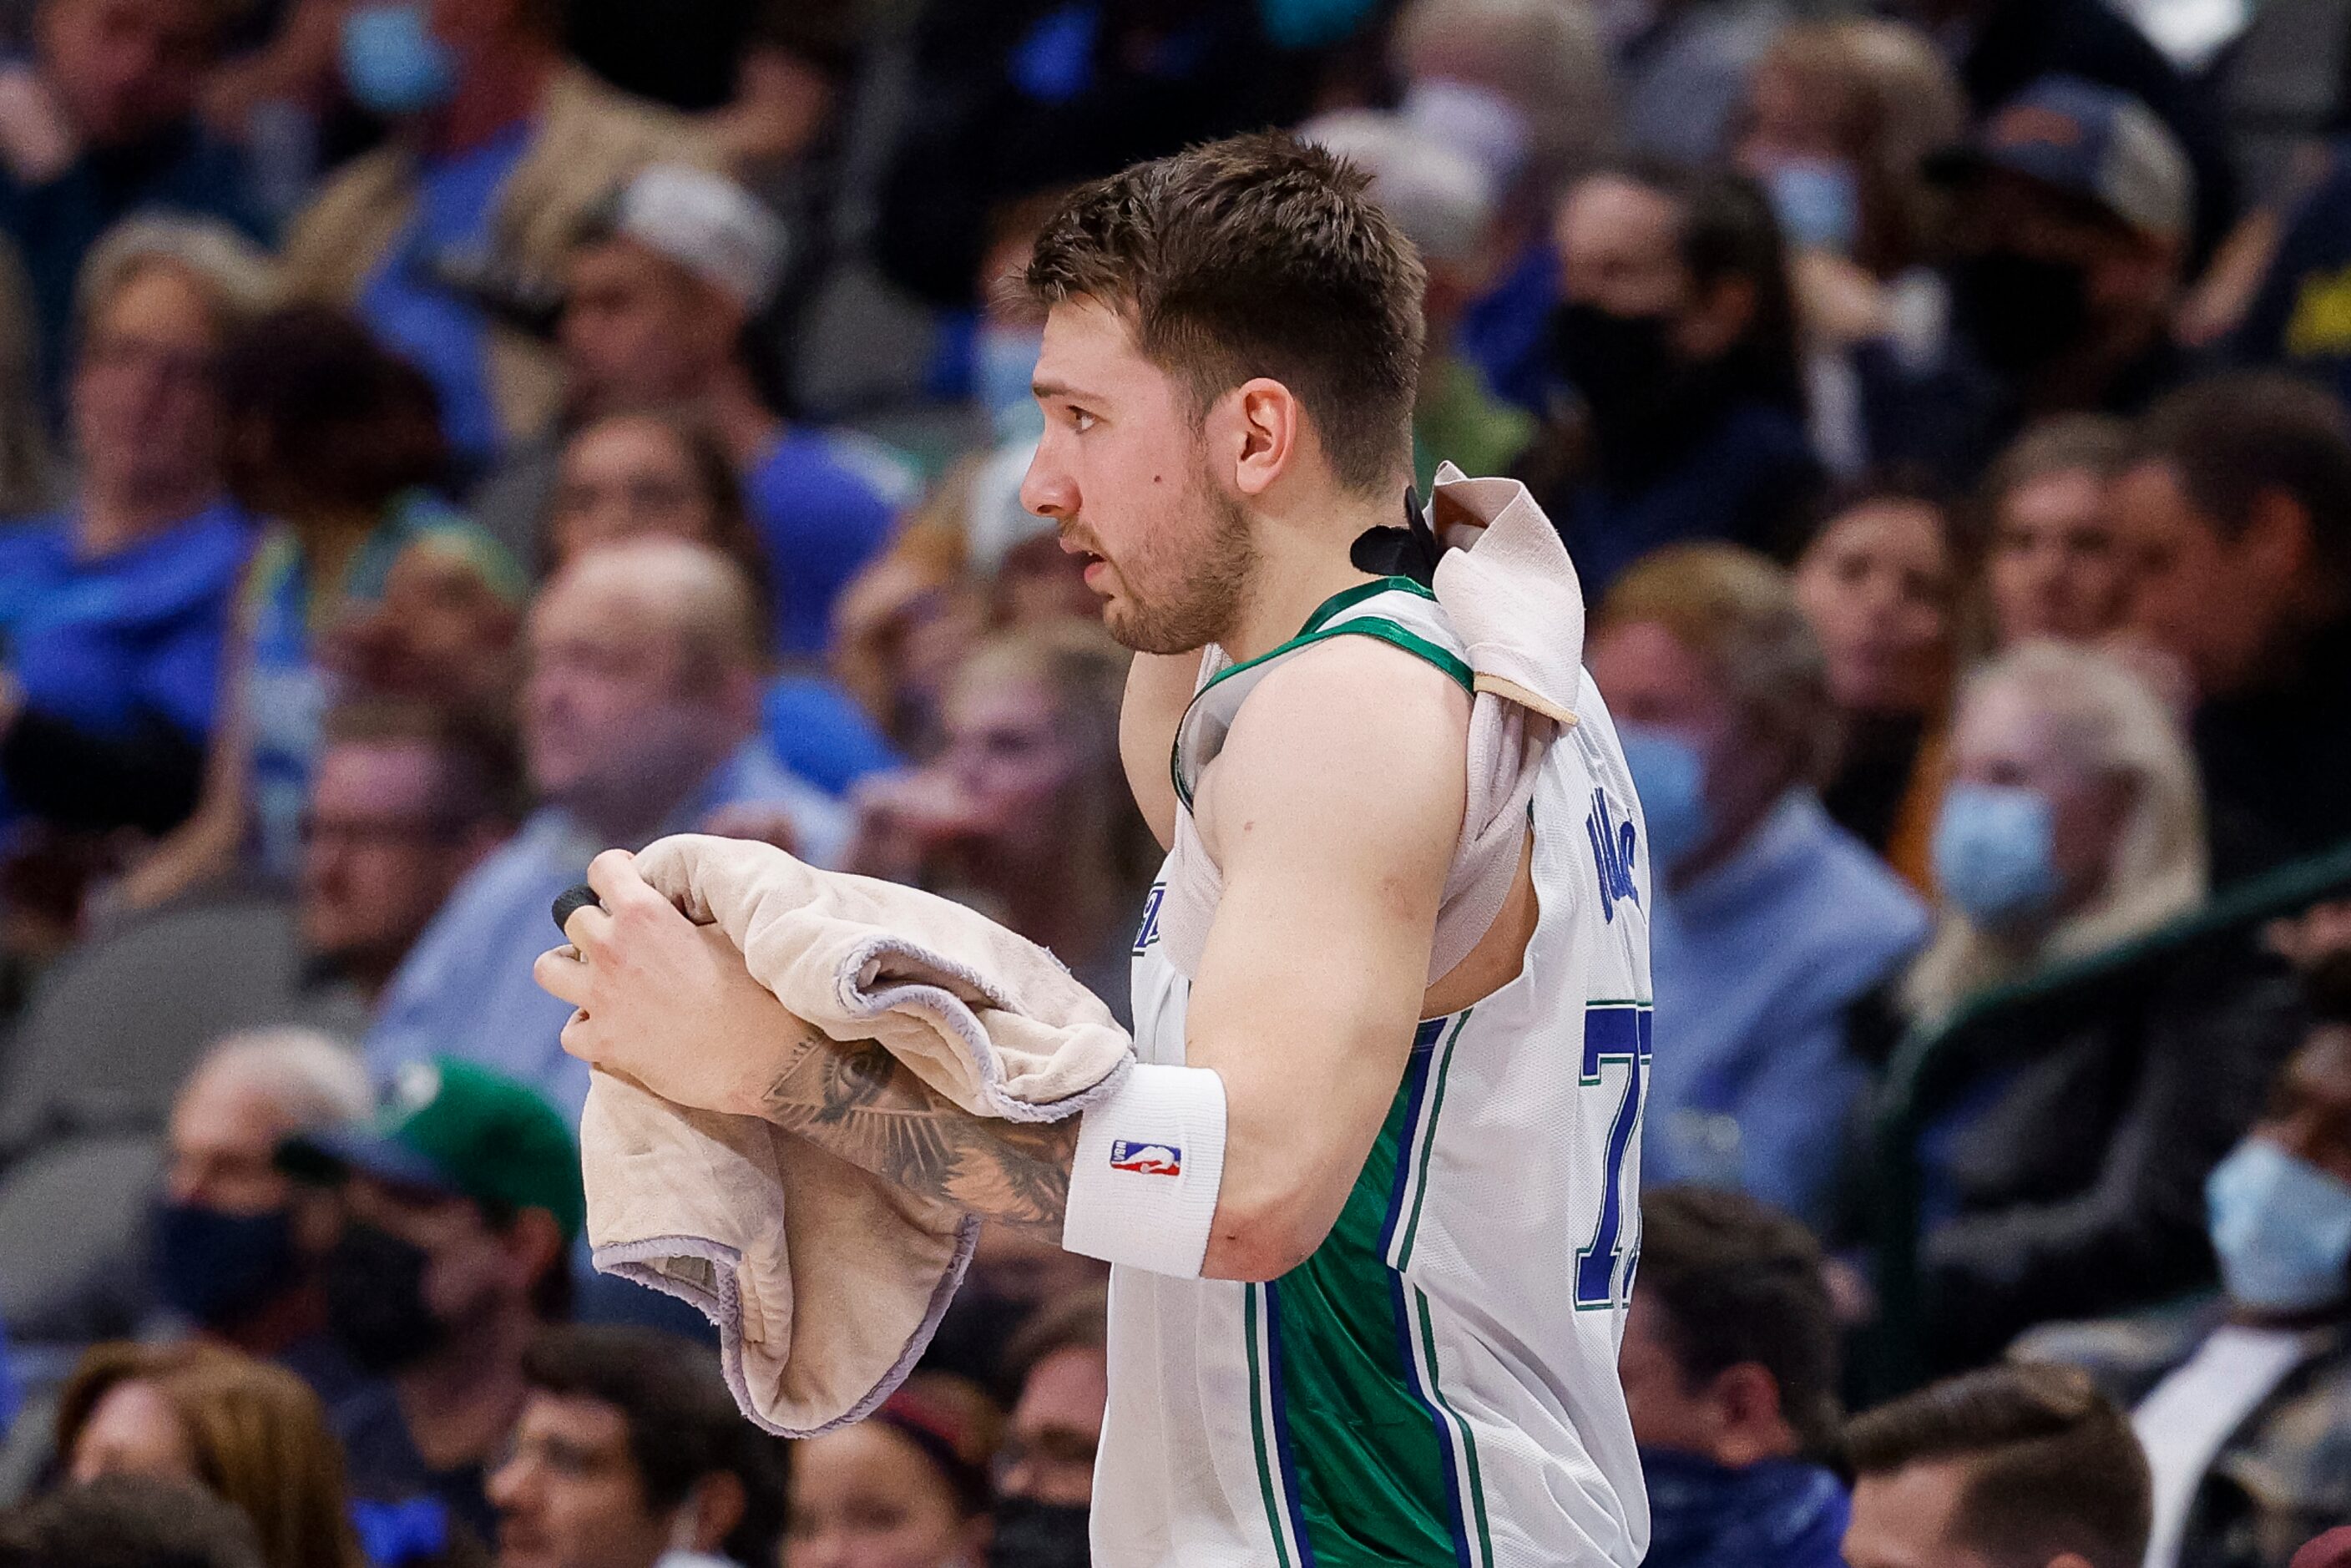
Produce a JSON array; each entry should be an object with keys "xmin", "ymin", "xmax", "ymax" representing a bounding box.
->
[{"xmin": 1020, "ymin": 444, "xmax": 1075, "ymax": 521}]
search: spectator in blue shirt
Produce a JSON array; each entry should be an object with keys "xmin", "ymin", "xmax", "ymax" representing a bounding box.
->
[
  {"xmin": 117, "ymin": 306, "xmax": 523, "ymax": 910},
  {"xmin": 1589, "ymin": 544, "xmax": 1927, "ymax": 1227},
  {"xmin": 543, "ymin": 409, "xmax": 898, "ymax": 797},
  {"xmin": 367, "ymin": 539, "xmax": 846, "ymax": 1119},
  {"xmin": 1620, "ymin": 1186, "xmax": 1851, "ymax": 1568},
  {"xmin": 554, "ymin": 164, "xmax": 918, "ymax": 655},
  {"xmin": 1526, "ymin": 164, "xmax": 1823, "ymax": 598},
  {"xmin": 0, "ymin": 216, "xmax": 270, "ymax": 847},
  {"xmin": 0, "ymin": 0, "xmax": 265, "ymax": 414}
]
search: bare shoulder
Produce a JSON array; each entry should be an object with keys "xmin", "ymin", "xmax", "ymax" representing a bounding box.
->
[{"xmin": 1197, "ymin": 635, "xmax": 1469, "ymax": 873}]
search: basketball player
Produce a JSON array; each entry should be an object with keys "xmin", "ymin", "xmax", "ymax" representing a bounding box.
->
[{"xmin": 538, "ymin": 133, "xmax": 1652, "ymax": 1565}]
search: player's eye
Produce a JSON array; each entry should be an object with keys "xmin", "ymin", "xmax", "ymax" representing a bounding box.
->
[{"xmin": 1070, "ymin": 408, "xmax": 1098, "ymax": 432}]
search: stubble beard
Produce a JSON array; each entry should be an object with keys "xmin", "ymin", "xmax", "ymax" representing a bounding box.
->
[{"xmin": 1100, "ymin": 480, "xmax": 1258, "ymax": 656}]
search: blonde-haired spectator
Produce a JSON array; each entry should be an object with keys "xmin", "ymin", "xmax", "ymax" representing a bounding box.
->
[
  {"xmin": 1889, "ymin": 641, "xmax": 2292, "ymax": 1370},
  {"xmin": 1589, "ymin": 544, "xmax": 1926, "ymax": 1227}
]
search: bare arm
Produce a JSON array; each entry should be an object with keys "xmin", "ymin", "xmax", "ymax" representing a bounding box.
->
[
  {"xmin": 1120, "ymin": 650, "xmax": 1201, "ymax": 852},
  {"xmin": 1182, "ymin": 640, "xmax": 1466, "ymax": 1278},
  {"xmin": 536, "ymin": 852, "xmax": 1077, "ymax": 1238},
  {"xmin": 540, "ymin": 640, "xmax": 1466, "ymax": 1277}
]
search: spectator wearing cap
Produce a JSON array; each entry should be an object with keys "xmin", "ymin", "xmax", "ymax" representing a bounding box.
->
[
  {"xmin": 488, "ymin": 1323, "xmax": 787, "ymax": 1568},
  {"xmin": 0, "ymin": 0, "xmax": 265, "ymax": 409},
  {"xmin": 1843, "ymin": 1362, "xmax": 2151, "ymax": 1568},
  {"xmin": 539, "ymin": 162, "xmax": 916, "ymax": 657},
  {"xmin": 1588, "ymin": 546, "xmax": 1924, "ymax": 1227},
  {"xmin": 1905, "ymin": 0, "xmax": 2238, "ymax": 269},
  {"xmin": 1620, "ymin": 1188, "xmax": 1848, "ymax": 1568},
  {"xmin": 2020, "ymin": 999, "xmax": 2351, "ymax": 1568},
  {"xmin": 2113, "ymin": 373, "xmax": 2351, "ymax": 881},
  {"xmin": 783, "ymin": 1373, "xmax": 1000, "ymax": 1568},
  {"xmin": 1890, "ymin": 75, "xmax": 2195, "ymax": 483},
  {"xmin": 366, "ymin": 539, "xmax": 846, "ymax": 1120},
  {"xmin": 280, "ymin": 1055, "xmax": 585, "ymax": 1554},
  {"xmin": 279, "ymin": 0, "xmax": 710, "ymax": 471},
  {"xmin": 0, "ymin": 216, "xmax": 270, "ymax": 867},
  {"xmin": 540, "ymin": 409, "xmax": 899, "ymax": 798}
]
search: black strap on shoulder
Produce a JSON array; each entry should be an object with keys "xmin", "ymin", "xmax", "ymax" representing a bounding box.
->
[{"xmin": 1348, "ymin": 484, "xmax": 1440, "ymax": 586}]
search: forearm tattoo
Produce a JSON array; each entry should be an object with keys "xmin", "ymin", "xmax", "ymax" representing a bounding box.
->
[{"xmin": 762, "ymin": 1033, "xmax": 1077, "ymax": 1239}]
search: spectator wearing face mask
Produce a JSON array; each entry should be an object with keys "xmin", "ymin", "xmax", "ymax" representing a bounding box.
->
[
  {"xmin": 279, "ymin": 0, "xmax": 708, "ymax": 472},
  {"xmin": 2021, "ymin": 989, "xmax": 2351, "ymax": 1568},
  {"xmin": 56, "ymin": 1341, "xmax": 363, "ymax": 1568},
  {"xmin": 279, "ymin": 1056, "xmax": 584, "ymax": 1555},
  {"xmin": 843, "ymin": 621, "xmax": 1156, "ymax": 1024},
  {"xmin": 2112, "ymin": 374, "xmax": 2351, "ymax": 883},
  {"xmin": 1903, "ymin": 77, "xmax": 2195, "ymax": 485},
  {"xmin": 1791, "ymin": 486, "xmax": 1959, "ymax": 881},
  {"xmin": 1893, "ymin": 642, "xmax": 2303, "ymax": 1369},
  {"xmin": 488, "ymin": 1325, "xmax": 787, "ymax": 1568},
  {"xmin": 987, "ymin": 1288, "xmax": 1106, "ymax": 1568},
  {"xmin": 0, "ymin": 0, "xmax": 265, "ymax": 407},
  {"xmin": 1732, "ymin": 19, "xmax": 1967, "ymax": 479},
  {"xmin": 1529, "ymin": 162, "xmax": 1823, "ymax": 599},
  {"xmin": 1843, "ymin": 1363, "xmax": 2151, "ymax": 1568},
  {"xmin": 1979, "ymin": 415, "xmax": 2134, "ymax": 651},
  {"xmin": 149, "ymin": 1029, "xmax": 374, "ymax": 1405},
  {"xmin": 783, "ymin": 1374, "xmax": 1000, "ymax": 1568},
  {"xmin": 366, "ymin": 539, "xmax": 845, "ymax": 1119},
  {"xmin": 539, "ymin": 410, "xmax": 898, "ymax": 801},
  {"xmin": 1589, "ymin": 546, "xmax": 1925, "ymax": 1227},
  {"xmin": 1619, "ymin": 1188, "xmax": 1848, "ymax": 1568}
]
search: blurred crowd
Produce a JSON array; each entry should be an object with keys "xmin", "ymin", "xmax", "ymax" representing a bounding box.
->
[{"xmin": 0, "ymin": 0, "xmax": 2349, "ymax": 1565}]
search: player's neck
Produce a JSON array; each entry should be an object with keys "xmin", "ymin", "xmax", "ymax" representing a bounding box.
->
[{"xmin": 1219, "ymin": 485, "xmax": 1397, "ymax": 664}]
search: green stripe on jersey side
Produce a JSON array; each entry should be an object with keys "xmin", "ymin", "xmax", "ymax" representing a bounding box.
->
[
  {"xmin": 1395, "ymin": 1011, "xmax": 1473, "ymax": 1270},
  {"xmin": 1299, "ymin": 574, "xmax": 1437, "ymax": 636},
  {"xmin": 1263, "ymin": 1034, "xmax": 1466, "ymax": 1565},
  {"xmin": 1416, "ymin": 1287, "xmax": 1496, "ymax": 1567},
  {"xmin": 1244, "ymin": 1287, "xmax": 1298, "ymax": 1568}
]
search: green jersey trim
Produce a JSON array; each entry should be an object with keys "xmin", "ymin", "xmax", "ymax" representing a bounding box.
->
[
  {"xmin": 1298, "ymin": 574, "xmax": 1438, "ymax": 635},
  {"xmin": 1244, "ymin": 1014, "xmax": 1484, "ymax": 1567}
]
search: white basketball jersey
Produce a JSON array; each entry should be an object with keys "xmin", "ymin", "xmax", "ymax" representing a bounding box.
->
[{"xmin": 1095, "ymin": 580, "xmax": 1653, "ymax": 1567}]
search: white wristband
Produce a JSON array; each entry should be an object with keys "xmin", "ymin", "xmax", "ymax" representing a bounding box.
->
[{"xmin": 1061, "ymin": 1063, "xmax": 1227, "ymax": 1277}]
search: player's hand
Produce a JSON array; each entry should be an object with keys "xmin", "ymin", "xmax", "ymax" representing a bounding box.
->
[{"xmin": 532, "ymin": 848, "xmax": 812, "ymax": 1116}]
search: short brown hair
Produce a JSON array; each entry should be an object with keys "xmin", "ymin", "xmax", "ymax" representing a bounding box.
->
[
  {"xmin": 57, "ymin": 1343, "xmax": 361, "ymax": 1568},
  {"xmin": 1847, "ymin": 1363, "xmax": 2150, "ymax": 1568},
  {"xmin": 1006, "ymin": 1284, "xmax": 1110, "ymax": 1390},
  {"xmin": 0, "ymin": 1474, "xmax": 264, "ymax": 1568},
  {"xmin": 1636, "ymin": 1186, "xmax": 1843, "ymax": 1462},
  {"xmin": 1983, "ymin": 413, "xmax": 2131, "ymax": 512},
  {"xmin": 1022, "ymin": 132, "xmax": 1426, "ymax": 495},
  {"xmin": 2133, "ymin": 372, "xmax": 2351, "ymax": 583},
  {"xmin": 1592, "ymin": 544, "xmax": 1838, "ymax": 785}
]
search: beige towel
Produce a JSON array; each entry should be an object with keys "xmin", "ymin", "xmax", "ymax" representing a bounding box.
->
[{"xmin": 583, "ymin": 833, "xmax": 1132, "ymax": 1435}]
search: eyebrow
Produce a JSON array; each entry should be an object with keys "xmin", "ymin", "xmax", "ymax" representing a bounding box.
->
[{"xmin": 1030, "ymin": 379, "xmax": 1104, "ymax": 406}]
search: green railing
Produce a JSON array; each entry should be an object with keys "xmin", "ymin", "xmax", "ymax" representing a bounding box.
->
[{"xmin": 1858, "ymin": 837, "xmax": 2351, "ymax": 1401}]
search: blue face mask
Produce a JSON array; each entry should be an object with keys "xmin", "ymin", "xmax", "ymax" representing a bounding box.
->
[
  {"xmin": 2208, "ymin": 1138, "xmax": 2351, "ymax": 1313},
  {"xmin": 1759, "ymin": 157, "xmax": 1861, "ymax": 255},
  {"xmin": 1933, "ymin": 781, "xmax": 2062, "ymax": 928},
  {"xmin": 973, "ymin": 322, "xmax": 1046, "ymax": 447},
  {"xmin": 340, "ymin": 2, "xmax": 458, "ymax": 117},
  {"xmin": 1617, "ymin": 721, "xmax": 1709, "ymax": 873}
]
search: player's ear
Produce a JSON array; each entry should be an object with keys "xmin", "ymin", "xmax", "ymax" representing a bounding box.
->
[{"xmin": 1229, "ymin": 377, "xmax": 1302, "ymax": 498}]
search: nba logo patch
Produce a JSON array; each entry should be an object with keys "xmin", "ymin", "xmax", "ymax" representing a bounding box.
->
[{"xmin": 1109, "ymin": 1140, "xmax": 1182, "ymax": 1176}]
